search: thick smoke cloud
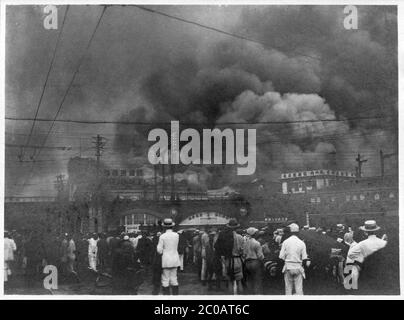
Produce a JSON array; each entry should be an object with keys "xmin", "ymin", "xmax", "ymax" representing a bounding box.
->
[
  {"xmin": 113, "ymin": 5, "xmax": 397, "ymax": 188},
  {"xmin": 6, "ymin": 5, "xmax": 398, "ymax": 195}
]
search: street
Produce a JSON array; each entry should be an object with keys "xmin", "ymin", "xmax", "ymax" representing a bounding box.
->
[{"xmin": 5, "ymin": 263, "xmax": 348, "ymax": 296}]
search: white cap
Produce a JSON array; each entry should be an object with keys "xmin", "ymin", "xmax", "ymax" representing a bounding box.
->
[
  {"xmin": 123, "ymin": 235, "xmax": 129, "ymax": 240},
  {"xmin": 246, "ymin": 227, "xmax": 258, "ymax": 236},
  {"xmin": 289, "ymin": 223, "xmax": 299, "ymax": 233}
]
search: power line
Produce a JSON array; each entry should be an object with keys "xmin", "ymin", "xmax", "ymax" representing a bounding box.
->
[
  {"xmin": 5, "ymin": 128, "xmax": 397, "ymax": 142},
  {"xmin": 19, "ymin": 5, "xmax": 108, "ymax": 193},
  {"xmin": 21, "ymin": 5, "xmax": 70, "ymax": 159},
  {"xmin": 130, "ymin": 5, "xmax": 320, "ymax": 62},
  {"xmin": 31, "ymin": 5, "xmax": 108, "ymax": 162},
  {"xmin": 5, "ymin": 114, "xmax": 392, "ymax": 126},
  {"xmin": 6, "ymin": 143, "xmax": 72, "ymax": 151}
]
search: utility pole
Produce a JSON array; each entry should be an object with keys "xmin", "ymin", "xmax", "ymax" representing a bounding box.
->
[
  {"xmin": 380, "ymin": 149, "xmax": 397, "ymax": 177},
  {"xmin": 166, "ymin": 146, "xmax": 175, "ymax": 201},
  {"xmin": 355, "ymin": 153, "xmax": 368, "ymax": 178},
  {"xmin": 170, "ymin": 159, "xmax": 175, "ymax": 201},
  {"xmin": 54, "ymin": 174, "xmax": 66, "ymax": 232},
  {"xmin": 54, "ymin": 174, "xmax": 66, "ymax": 195},
  {"xmin": 154, "ymin": 165, "xmax": 158, "ymax": 200},
  {"xmin": 92, "ymin": 135, "xmax": 106, "ymax": 233},
  {"xmin": 161, "ymin": 164, "xmax": 165, "ymax": 200},
  {"xmin": 93, "ymin": 135, "xmax": 106, "ymax": 175}
]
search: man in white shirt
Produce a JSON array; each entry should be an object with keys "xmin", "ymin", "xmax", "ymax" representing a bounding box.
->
[
  {"xmin": 279, "ymin": 223, "xmax": 308, "ymax": 295},
  {"xmin": 88, "ymin": 233, "xmax": 99, "ymax": 271},
  {"xmin": 157, "ymin": 218, "xmax": 181, "ymax": 295},
  {"xmin": 348, "ymin": 221, "xmax": 387, "ymax": 264},
  {"xmin": 4, "ymin": 231, "xmax": 17, "ymax": 283},
  {"xmin": 346, "ymin": 220, "xmax": 387, "ymax": 290}
]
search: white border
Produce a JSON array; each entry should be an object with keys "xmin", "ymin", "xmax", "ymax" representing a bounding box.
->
[{"xmin": 0, "ymin": 0, "xmax": 403, "ymax": 300}]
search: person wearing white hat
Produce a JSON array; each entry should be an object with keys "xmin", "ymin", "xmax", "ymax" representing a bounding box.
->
[
  {"xmin": 243, "ymin": 227, "xmax": 264, "ymax": 294},
  {"xmin": 157, "ymin": 218, "xmax": 181, "ymax": 295},
  {"xmin": 279, "ymin": 223, "xmax": 308, "ymax": 295},
  {"xmin": 346, "ymin": 220, "xmax": 387, "ymax": 290},
  {"xmin": 348, "ymin": 220, "xmax": 386, "ymax": 264}
]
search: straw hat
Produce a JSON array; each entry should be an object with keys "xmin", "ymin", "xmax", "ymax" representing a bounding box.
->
[
  {"xmin": 246, "ymin": 227, "xmax": 258, "ymax": 236},
  {"xmin": 227, "ymin": 218, "xmax": 240, "ymax": 229},
  {"xmin": 359, "ymin": 220, "xmax": 380, "ymax": 232},
  {"xmin": 289, "ymin": 223, "xmax": 299, "ymax": 233},
  {"xmin": 162, "ymin": 218, "xmax": 175, "ymax": 228}
]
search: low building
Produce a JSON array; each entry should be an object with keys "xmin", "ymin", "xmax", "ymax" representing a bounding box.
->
[{"xmin": 280, "ymin": 169, "xmax": 356, "ymax": 194}]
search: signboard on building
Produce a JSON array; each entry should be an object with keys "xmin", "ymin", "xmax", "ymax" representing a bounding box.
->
[
  {"xmin": 179, "ymin": 212, "xmax": 230, "ymax": 226},
  {"xmin": 126, "ymin": 224, "xmax": 141, "ymax": 233}
]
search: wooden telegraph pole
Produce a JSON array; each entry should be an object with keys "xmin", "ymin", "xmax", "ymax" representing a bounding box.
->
[
  {"xmin": 92, "ymin": 135, "xmax": 106, "ymax": 233},
  {"xmin": 355, "ymin": 153, "xmax": 368, "ymax": 178}
]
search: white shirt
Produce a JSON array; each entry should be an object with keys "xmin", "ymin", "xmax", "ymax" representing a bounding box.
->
[
  {"xmin": 344, "ymin": 241, "xmax": 357, "ymax": 264},
  {"xmin": 279, "ymin": 235, "xmax": 308, "ymax": 270},
  {"xmin": 157, "ymin": 229, "xmax": 180, "ymax": 268},
  {"xmin": 347, "ymin": 235, "xmax": 386, "ymax": 263},
  {"xmin": 88, "ymin": 238, "xmax": 98, "ymax": 255},
  {"xmin": 129, "ymin": 237, "xmax": 138, "ymax": 249},
  {"xmin": 4, "ymin": 237, "xmax": 17, "ymax": 262}
]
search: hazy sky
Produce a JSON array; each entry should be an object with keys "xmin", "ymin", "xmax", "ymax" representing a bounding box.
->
[{"xmin": 5, "ymin": 5, "xmax": 398, "ymax": 196}]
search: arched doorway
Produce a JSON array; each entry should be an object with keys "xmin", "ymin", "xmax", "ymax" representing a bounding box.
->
[
  {"xmin": 179, "ymin": 212, "xmax": 231, "ymax": 228},
  {"xmin": 120, "ymin": 209, "xmax": 163, "ymax": 233}
]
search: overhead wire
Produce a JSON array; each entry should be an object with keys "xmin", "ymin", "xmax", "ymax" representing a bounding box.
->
[
  {"xmin": 19, "ymin": 5, "xmax": 108, "ymax": 193},
  {"xmin": 21, "ymin": 5, "xmax": 70, "ymax": 158}
]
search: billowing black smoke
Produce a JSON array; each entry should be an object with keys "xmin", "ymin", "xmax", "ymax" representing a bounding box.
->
[{"xmin": 112, "ymin": 5, "xmax": 397, "ymax": 187}]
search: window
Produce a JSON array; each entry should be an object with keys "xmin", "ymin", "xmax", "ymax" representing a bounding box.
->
[
  {"xmin": 112, "ymin": 170, "xmax": 118, "ymax": 177},
  {"xmin": 389, "ymin": 192, "xmax": 395, "ymax": 198},
  {"xmin": 352, "ymin": 195, "xmax": 357, "ymax": 201},
  {"xmin": 310, "ymin": 198, "xmax": 316, "ymax": 203},
  {"xmin": 120, "ymin": 170, "xmax": 126, "ymax": 176},
  {"xmin": 316, "ymin": 197, "xmax": 321, "ymax": 203},
  {"xmin": 104, "ymin": 170, "xmax": 110, "ymax": 176},
  {"xmin": 129, "ymin": 170, "xmax": 135, "ymax": 176},
  {"xmin": 346, "ymin": 195, "xmax": 351, "ymax": 201},
  {"xmin": 374, "ymin": 193, "xmax": 380, "ymax": 200},
  {"xmin": 360, "ymin": 194, "xmax": 365, "ymax": 200},
  {"xmin": 331, "ymin": 196, "xmax": 336, "ymax": 202}
]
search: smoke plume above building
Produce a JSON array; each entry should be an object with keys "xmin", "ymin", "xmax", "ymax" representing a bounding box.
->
[
  {"xmin": 113, "ymin": 5, "xmax": 397, "ymax": 187},
  {"xmin": 5, "ymin": 5, "xmax": 398, "ymax": 194}
]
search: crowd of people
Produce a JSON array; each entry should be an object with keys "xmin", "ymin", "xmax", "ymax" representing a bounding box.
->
[{"xmin": 4, "ymin": 217, "xmax": 396, "ymax": 295}]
